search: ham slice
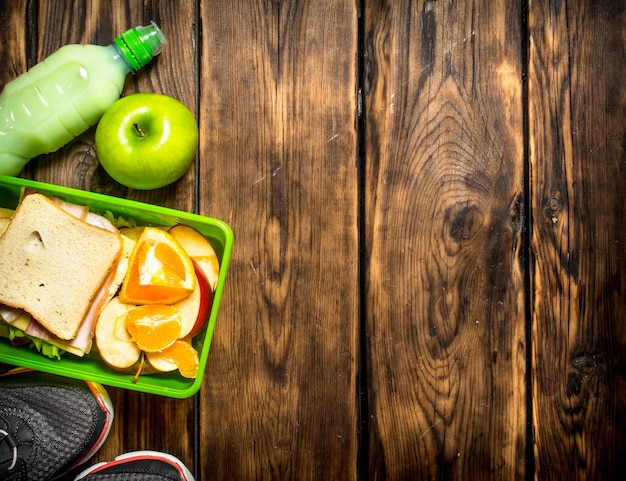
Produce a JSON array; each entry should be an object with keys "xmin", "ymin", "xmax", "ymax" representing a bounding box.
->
[{"xmin": 51, "ymin": 198, "xmax": 89, "ymax": 221}]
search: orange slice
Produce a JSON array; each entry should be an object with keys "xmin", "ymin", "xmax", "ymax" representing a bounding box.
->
[
  {"xmin": 119, "ymin": 227, "xmax": 196, "ymax": 304},
  {"xmin": 125, "ymin": 304, "xmax": 182, "ymax": 352},
  {"xmin": 160, "ymin": 339, "xmax": 200, "ymax": 378}
]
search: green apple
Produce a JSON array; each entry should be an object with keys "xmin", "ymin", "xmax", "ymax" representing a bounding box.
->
[{"xmin": 95, "ymin": 93, "xmax": 198, "ymax": 190}]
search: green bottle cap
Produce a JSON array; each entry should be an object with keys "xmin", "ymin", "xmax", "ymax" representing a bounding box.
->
[{"xmin": 114, "ymin": 21, "xmax": 167, "ymax": 71}]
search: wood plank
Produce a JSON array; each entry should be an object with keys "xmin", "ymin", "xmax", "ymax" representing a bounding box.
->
[
  {"xmin": 363, "ymin": 1, "xmax": 526, "ymax": 479},
  {"xmin": 17, "ymin": 1, "xmax": 199, "ymax": 472},
  {"xmin": 0, "ymin": 0, "xmax": 29, "ymax": 87},
  {"xmin": 197, "ymin": 1, "xmax": 360, "ymax": 479},
  {"xmin": 529, "ymin": 1, "xmax": 626, "ymax": 478}
]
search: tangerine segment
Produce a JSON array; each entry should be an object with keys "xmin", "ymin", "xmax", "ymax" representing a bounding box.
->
[
  {"xmin": 125, "ymin": 304, "xmax": 182, "ymax": 352},
  {"xmin": 120, "ymin": 227, "xmax": 196, "ymax": 304},
  {"xmin": 160, "ymin": 340, "xmax": 200, "ymax": 378}
]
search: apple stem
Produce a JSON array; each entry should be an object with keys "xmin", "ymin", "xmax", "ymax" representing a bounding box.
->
[
  {"xmin": 132, "ymin": 353, "xmax": 145, "ymax": 383},
  {"xmin": 133, "ymin": 123, "xmax": 147, "ymax": 137}
]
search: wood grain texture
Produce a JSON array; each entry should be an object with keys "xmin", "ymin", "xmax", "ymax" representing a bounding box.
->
[
  {"xmin": 2, "ymin": 1, "xmax": 626, "ymax": 480},
  {"xmin": 197, "ymin": 1, "xmax": 360, "ymax": 479},
  {"xmin": 529, "ymin": 1, "xmax": 626, "ymax": 478},
  {"xmin": 363, "ymin": 1, "xmax": 526, "ymax": 479},
  {"xmin": 0, "ymin": 0, "xmax": 29, "ymax": 84}
]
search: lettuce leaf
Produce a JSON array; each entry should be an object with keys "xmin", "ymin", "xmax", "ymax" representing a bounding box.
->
[
  {"xmin": 0, "ymin": 321, "xmax": 65, "ymax": 360},
  {"xmin": 102, "ymin": 210, "xmax": 137, "ymax": 229}
]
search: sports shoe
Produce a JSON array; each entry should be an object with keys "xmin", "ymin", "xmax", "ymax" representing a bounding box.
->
[
  {"xmin": 0, "ymin": 368, "xmax": 113, "ymax": 481},
  {"xmin": 74, "ymin": 450, "xmax": 196, "ymax": 480}
]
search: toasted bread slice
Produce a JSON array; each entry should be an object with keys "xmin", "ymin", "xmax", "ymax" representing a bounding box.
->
[{"xmin": 0, "ymin": 193, "xmax": 122, "ymax": 340}]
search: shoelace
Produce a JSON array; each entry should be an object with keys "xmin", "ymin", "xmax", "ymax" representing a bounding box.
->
[{"xmin": 0, "ymin": 428, "xmax": 18, "ymax": 470}]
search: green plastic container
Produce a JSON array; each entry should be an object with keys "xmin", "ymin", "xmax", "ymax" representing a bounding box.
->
[{"xmin": 0, "ymin": 175, "xmax": 233, "ymax": 398}]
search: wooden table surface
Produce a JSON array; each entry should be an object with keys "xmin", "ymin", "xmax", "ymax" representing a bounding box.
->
[{"xmin": 2, "ymin": 1, "xmax": 625, "ymax": 479}]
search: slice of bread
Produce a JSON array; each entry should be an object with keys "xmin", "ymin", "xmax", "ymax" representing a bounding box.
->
[{"xmin": 0, "ymin": 193, "xmax": 122, "ymax": 340}]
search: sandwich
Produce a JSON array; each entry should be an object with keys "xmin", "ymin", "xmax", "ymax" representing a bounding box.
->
[{"xmin": 0, "ymin": 192, "xmax": 126, "ymax": 357}]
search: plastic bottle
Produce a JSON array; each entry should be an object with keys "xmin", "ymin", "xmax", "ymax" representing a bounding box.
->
[{"xmin": 0, "ymin": 22, "xmax": 167, "ymax": 176}]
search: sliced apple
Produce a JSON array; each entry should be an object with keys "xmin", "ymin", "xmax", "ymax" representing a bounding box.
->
[
  {"xmin": 95, "ymin": 297, "xmax": 141, "ymax": 370},
  {"xmin": 145, "ymin": 350, "xmax": 178, "ymax": 373},
  {"xmin": 108, "ymin": 232, "xmax": 137, "ymax": 299},
  {"xmin": 168, "ymin": 224, "xmax": 220, "ymax": 291},
  {"xmin": 174, "ymin": 262, "xmax": 214, "ymax": 338}
]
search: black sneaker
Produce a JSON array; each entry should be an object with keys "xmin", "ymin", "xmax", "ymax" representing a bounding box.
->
[
  {"xmin": 74, "ymin": 451, "xmax": 196, "ymax": 480},
  {"xmin": 0, "ymin": 368, "xmax": 114, "ymax": 481}
]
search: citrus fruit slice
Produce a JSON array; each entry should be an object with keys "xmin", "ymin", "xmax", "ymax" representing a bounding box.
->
[
  {"xmin": 125, "ymin": 304, "xmax": 182, "ymax": 352},
  {"xmin": 119, "ymin": 226, "xmax": 196, "ymax": 304},
  {"xmin": 159, "ymin": 339, "xmax": 200, "ymax": 378}
]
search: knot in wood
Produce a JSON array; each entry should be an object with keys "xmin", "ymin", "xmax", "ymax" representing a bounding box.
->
[{"xmin": 548, "ymin": 197, "xmax": 562, "ymax": 212}]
